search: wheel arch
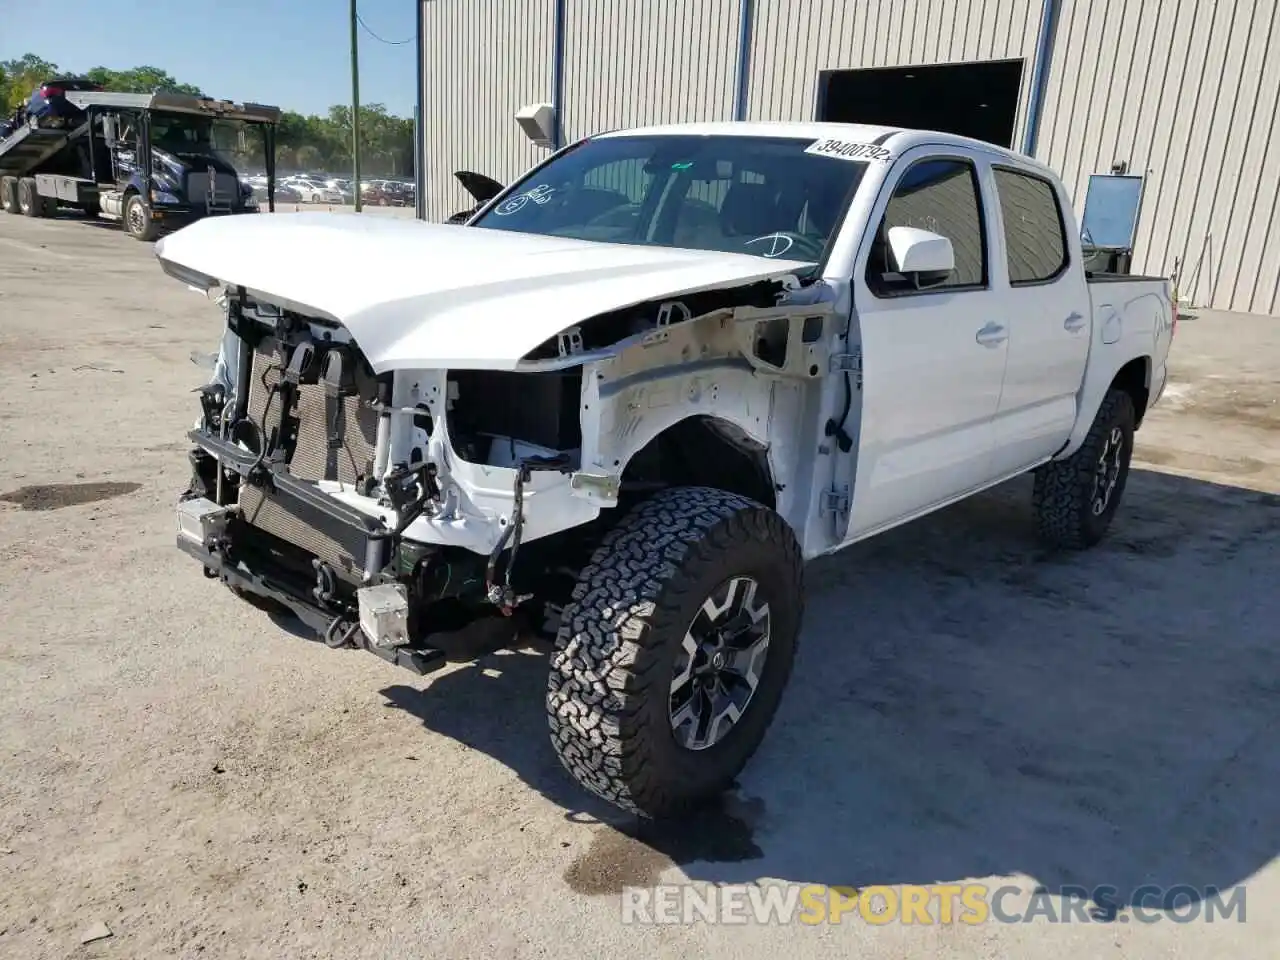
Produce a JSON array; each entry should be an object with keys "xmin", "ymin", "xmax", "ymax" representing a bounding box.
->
[
  {"xmin": 1057, "ymin": 353, "xmax": 1153, "ymax": 460},
  {"xmin": 619, "ymin": 413, "xmax": 777, "ymax": 510},
  {"xmin": 1111, "ymin": 355, "xmax": 1152, "ymax": 428}
]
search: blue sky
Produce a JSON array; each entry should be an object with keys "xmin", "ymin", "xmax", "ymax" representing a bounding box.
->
[{"xmin": 2, "ymin": 0, "xmax": 418, "ymax": 118}]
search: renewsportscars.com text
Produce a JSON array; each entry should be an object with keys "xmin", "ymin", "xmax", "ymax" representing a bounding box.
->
[{"xmin": 621, "ymin": 883, "xmax": 1247, "ymax": 926}]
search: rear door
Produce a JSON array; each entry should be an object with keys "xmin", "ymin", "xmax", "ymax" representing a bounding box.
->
[
  {"xmin": 986, "ymin": 164, "xmax": 1091, "ymax": 473},
  {"xmin": 844, "ymin": 148, "xmax": 1009, "ymax": 541}
]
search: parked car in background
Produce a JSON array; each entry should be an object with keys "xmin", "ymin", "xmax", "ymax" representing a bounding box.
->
[
  {"xmin": 325, "ymin": 178, "xmax": 354, "ymax": 203},
  {"xmin": 381, "ymin": 181, "xmax": 412, "ymax": 206},
  {"xmin": 290, "ymin": 177, "xmax": 343, "ymax": 203},
  {"xmin": 360, "ymin": 179, "xmax": 394, "ymax": 205},
  {"xmin": 250, "ymin": 180, "xmax": 301, "ymax": 204}
]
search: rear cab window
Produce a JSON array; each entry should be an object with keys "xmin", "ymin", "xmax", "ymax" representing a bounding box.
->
[
  {"xmin": 991, "ymin": 166, "xmax": 1070, "ymax": 285},
  {"xmin": 864, "ymin": 156, "xmax": 988, "ymax": 297}
]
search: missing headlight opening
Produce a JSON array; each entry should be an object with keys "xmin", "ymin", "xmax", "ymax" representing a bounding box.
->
[{"xmin": 179, "ymin": 273, "xmax": 810, "ymax": 682}]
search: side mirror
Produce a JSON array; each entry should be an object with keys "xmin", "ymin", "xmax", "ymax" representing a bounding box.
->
[
  {"xmin": 102, "ymin": 115, "xmax": 118, "ymax": 145},
  {"xmin": 887, "ymin": 226, "xmax": 955, "ymax": 289}
]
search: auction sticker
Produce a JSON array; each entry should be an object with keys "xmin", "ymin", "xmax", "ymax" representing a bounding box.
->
[{"xmin": 804, "ymin": 138, "xmax": 894, "ymax": 163}]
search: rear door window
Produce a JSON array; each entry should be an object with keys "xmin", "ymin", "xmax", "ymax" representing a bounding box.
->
[{"xmin": 992, "ymin": 167, "xmax": 1069, "ymax": 284}]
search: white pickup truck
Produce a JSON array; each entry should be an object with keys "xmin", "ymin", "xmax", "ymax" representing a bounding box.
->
[{"xmin": 158, "ymin": 121, "xmax": 1175, "ymax": 819}]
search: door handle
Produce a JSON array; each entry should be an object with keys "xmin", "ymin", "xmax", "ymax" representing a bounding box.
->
[
  {"xmin": 1063, "ymin": 311, "xmax": 1086, "ymax": 332},
  {"xmin": 975, "ymin": 322, "xmax": 1008, "ymax": 347}
]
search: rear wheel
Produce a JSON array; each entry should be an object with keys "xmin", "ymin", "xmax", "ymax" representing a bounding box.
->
[
  {"xmin": 1033, "ymin": 388, "xmax": 1136, "ymax": 549},
  {"xmin": 547, "ymin": 486, "xmax": 804, "ymax": 818},
  {"xmin": 123, "ymin": 193, "xmax": 157, "ymax": 241},
  {"xmin": 0, "ymin": 176, "xmax": 18, "ymax": 213},
  {"xmin": 17, "ymin": 177, "xmax": 41, "ymax": 217}
]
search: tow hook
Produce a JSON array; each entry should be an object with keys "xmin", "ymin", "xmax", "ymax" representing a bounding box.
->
[
  {"xmin": 324, "ymin": 616, "xmax": 362, "ymax": 649},
  {"xmin": 485, "ymin": 454, "xmax": 571, "ymax": 615}
]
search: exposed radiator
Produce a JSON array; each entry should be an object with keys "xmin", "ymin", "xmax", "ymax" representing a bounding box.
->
[
  {"xmin": 239, "ymin": 336, "xmax": 382, "ymax": 580},
  {"xmin": 239, "ymin": 483, "xmax": 368, "ymax": 582}
]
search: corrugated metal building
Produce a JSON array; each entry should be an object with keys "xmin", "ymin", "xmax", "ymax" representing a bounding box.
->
[{"xmin": 416, "ymin": 0, "xmax": 1280, "ymax": 316}]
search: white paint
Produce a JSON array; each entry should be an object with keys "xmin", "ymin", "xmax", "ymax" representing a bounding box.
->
[
  {"xmin": 816, "ymin": 133, "xmax": 1174, "ymax": 551},
  {"xmin": 154, "ymin": 212, "xmax": 807, "ymax": 372},
  {"xmin": 174, "ymin": 122, "xmax": 1173, "ymax": 565}
]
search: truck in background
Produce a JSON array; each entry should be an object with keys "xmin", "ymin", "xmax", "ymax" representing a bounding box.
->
[{"xmin": 0, "ymin": 89, "xmax": 280, "ymax": 240}]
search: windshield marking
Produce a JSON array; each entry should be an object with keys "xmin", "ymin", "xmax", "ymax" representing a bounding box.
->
[
  {"xmin": 472, "ymin": 135, "xmax": 870, "ymax": 260},
  {"xmin": 805, "ymin": 138, "xmax": 893, "ymax": 163},
  {"xmin": 493, "ymin": 183, "xmax": 556, "ymax": 216},
  {"xmin": 743, "ymin": 233, "xmax": 797, "ymax": 258}
]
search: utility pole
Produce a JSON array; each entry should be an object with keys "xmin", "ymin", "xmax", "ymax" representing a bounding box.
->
[{"xmin": 350, "ymin": 0, "xmax": 362, "ymax": 212}]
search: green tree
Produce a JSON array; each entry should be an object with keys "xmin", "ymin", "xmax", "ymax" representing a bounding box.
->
[
  {"xmin": 1, "ymin": 53, "xmax": 60, "ymax": 111},
  {"xmin": 85, "ymin": 65, "xmax": 203, "ymax": 96}
]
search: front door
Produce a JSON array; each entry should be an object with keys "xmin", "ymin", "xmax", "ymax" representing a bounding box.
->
[{"xmin": 844, "ymin": 150, "xmax": 1009, "ymax": 541}]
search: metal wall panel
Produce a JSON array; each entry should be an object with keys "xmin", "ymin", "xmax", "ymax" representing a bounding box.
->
[
  {"xmin": 1037, "ymin": 0, "xmax": 1280, "ymax": 314},
  {"xmin": 744, "ymin": 0, "xmax": 1043, "ymax": 140},
  {"xmin": 561, "ymin": 0, "xmax": 740, "ymax": 140},
  {"xmin": 419, "ymin": 0, "xmax": 555, "ymax": 221}
]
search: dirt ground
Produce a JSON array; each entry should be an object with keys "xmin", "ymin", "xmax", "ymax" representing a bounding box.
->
[{"xmin": 1, "ymin": 210, "xmax": 1278, "ymax": 959}]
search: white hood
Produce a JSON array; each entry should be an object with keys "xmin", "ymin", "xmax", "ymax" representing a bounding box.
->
[{"xmin": 154, "ymin": 212, "xmax": 808, "ymax": 372}]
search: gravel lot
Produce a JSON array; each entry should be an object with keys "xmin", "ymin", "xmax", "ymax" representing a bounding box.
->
[{"xmin": 1, "ymin": 210, "xmax": 1278, "ymax": 959}]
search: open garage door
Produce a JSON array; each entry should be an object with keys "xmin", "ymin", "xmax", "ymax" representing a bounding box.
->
[{"xmin": 816, "ymin": 59, "xmax": 1024, "ymax": 148}]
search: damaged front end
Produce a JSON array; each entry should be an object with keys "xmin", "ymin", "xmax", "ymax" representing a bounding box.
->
[
  {"xmin": 165, "ymin": 229, "xmax": 832, "ymax": 675},
  {"xmin": 178, "ymin": 290, "xmax": 614, "ymax": 674}
]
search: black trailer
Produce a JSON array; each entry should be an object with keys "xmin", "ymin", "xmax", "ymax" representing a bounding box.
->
[{"xmin": 0, "ymin": 91, "xmax": 280, "ymax": 240}]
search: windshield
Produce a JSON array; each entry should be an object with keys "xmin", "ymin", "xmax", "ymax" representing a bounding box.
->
[
  {"xmin": 151, "ymin": 113, "xmax": 215, "ymax": 151},
  {"xmin": 471, "ymin": 134, "xmax": 869, "ymax": 262}
]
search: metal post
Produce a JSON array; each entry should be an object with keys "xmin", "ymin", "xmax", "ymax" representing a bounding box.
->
[
  {"xmin": 1021, "ymin": 0, "xmax": 1060, "ymax": 156},
  {"xmin": 265, "ymin": 123, "xmax": 276, "ymax": 213},
  {"xmin": 551, "ymin": 0, "xmax": 566, "ymax": 149},
  {"xmin": 413, "ymin": 103, "xmax": 425, "ymax": 219},
  {"xmin": 734, "ymin": 0, "xmax": 755, "ymax": 121},
  {"xmin": 415, "ymin": 0, "xmax": 427, "ymax": 220},
  {"xmin": 351, "ymin": 0, "xmax": 363, "ymax": 212}
]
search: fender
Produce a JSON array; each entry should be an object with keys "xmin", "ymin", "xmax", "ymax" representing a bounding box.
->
[{"xmin": 1055, "ymin": 287, "xmax": 1166, "ymax": 460}]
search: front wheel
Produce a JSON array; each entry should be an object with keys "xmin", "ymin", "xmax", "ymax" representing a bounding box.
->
[
  {"xmin": 123, "ymin": 193, "xmax": 157, "ymax": 241},
  {"xmin": 547, "ymin": 486, "xmax": 804, "ymax": 818},
  {"xmin": 1033, "ymin": 388, "xmax": 1136, "ymax": 549}
]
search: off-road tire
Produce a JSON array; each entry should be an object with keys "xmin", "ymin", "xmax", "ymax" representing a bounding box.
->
[
  {"xmin": 0, "ymin": 176, "xmax": 19, "ymax": 213},
  {"xmin": 123, "ymin": 192, "xmax": 157, "ymax": 241},
  {"xmin": 17, "ymin": 177, "xmax": 40, "ymax": 217},
  {"xmin": 1033, "ymin": 388, "xmax": 1136, "ymax": 549},
  {"xmin": 547, "ymin": 486, "xmax": 804, "ymax": 818}
]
